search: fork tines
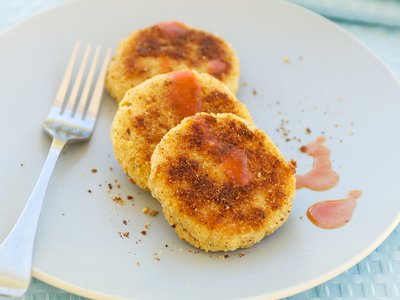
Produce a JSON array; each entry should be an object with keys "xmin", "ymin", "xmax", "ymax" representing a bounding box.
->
[{"xmin": 52, "ymin": 42, "xmax": 111, "ymax": 121}]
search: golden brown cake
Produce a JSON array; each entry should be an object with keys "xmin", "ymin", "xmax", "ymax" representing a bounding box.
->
[
  {"xmin": 111, "ymin": 70, "xmax": 251, "ymax": 190},
  {"xmin": 106, "ymin": 21, "xmax": 240, "ymax": 102},
  {"xmin": 149, "ymin": 113, "xmax": 296, "ymax": 252}
]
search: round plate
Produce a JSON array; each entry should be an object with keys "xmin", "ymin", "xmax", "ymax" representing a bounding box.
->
[{"xmin": 0, "ymin": 0, "xmax": 399, "ymax": 299}]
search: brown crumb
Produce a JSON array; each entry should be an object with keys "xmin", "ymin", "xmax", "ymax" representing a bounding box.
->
[
  {"xmin": 91, "ymin": 169, "xmax": 97, "ymax": 173},
  {"xmin": 136, "ymin": 261, "xmax": 141, "ymax": 267},
  {"xmin": 108, "ymin": 183, "xmax": 113, "ymax": 190},
  {"xmin": 127, "ymin": 195, "xmax": 134, "ymax": 200},
  {"xmin": 154, "ymin": 256, "xmax": 160, "ymax": 261},
  {"xmin": 224, "ymin": 254, "xmax": 229, "ymax": 259},
  {"xmin": 141, "ymin": 230, "xmax": 147, "ymax": 235},
  {"xmin": 109, "ymin": 167, "xmax": 113, "ymax": 171},
  {"xmin": 87, "ymin": 189, "xmax": 92, "ymax": 193},
  {"xmin": 118, "ymin": 231, "xmax": 130, "ymax": 239},
  {"xmin": 252, "ymin": 88, "xmax": 257, "ymax": 95},
  {"xmin": 142, "ymin": 207, "xmax": 159, "ymax": 216},
  {"xmin": 239, "ymin": 253, "xmax": 245, "ymax": 257},
  {"xmin": 123, "ymin": 220, "xmax": 128, "ymax": 225},
  {"xmin": 113, "ymin": 195, "xmax": 124, "ymax": 205},
  {"xmin": 305, "ymin": 128, "xmax": 311, "ymax": 134},
  {"xmin": 299, "ymin": 145, "xmax": 307, "ymax": 153}
]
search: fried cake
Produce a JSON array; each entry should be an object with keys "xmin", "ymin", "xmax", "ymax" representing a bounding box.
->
[
  {"xmin": 111, "ymin": 70, "xmax": 251, "ymax": 190},
  {"xmin": 106, "ymin": 21, "xmax": 240, "ymax": 102},
  {"xmin": 149, "ymin": 113, "xmax": 296, "ymax": 252}
]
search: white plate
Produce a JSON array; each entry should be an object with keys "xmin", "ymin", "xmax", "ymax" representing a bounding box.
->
[{"xmin": 1, "ymin": 0, "xmax": 399, "ymax": 299}]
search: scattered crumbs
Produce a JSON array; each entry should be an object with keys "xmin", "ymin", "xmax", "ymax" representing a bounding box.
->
[
  {"xmin": 98, "ymin": 184, "xmax": 102, "ymax": 187},
  {"xmin": 62, "ymin": 213, "xmax": 65, "ymax": 216},
  {"xmin": 283, "ymin": 57, "xmax": 291, "ymax": 64},
  {"xmin": 299, "ymin": 216, "xmax": 303, "ymax": 220},
  {"xmin": 118, "ymin": 231, "xmax": 130, "ymax": 239},
  {"xmin": 127, "ymin": 195, "xmax": 134, "ymax": 200},
  {"xmin": 239, "ymin": 253, "xmax": 245, "ymax": 258},
  {"xmin": 252, "ymin": 88, "xmax": 257, "ymax": 95},
  {"xmin": 87, "ymin": 189, "xmax": 92, "ymax": 194},
  {"xmin": 91, "ymin": 169, "xmax": 98, "ymax": 173},
  {"xmin": 113, "ymin": 195, "xmax": 124, "ymax": 205},
  {"xmin": 122, "ymin": 220, "xmax": 128, "ymax": 225},
  {"xmin": 165, "ymin": 244, "xmax": 169, "ymax": 248},
  {"xmin": 154, "ymin": 255, "xmax": 161, "ymax": 261},
  {"xmin": 109, "ymin": 167, "xmax": 113, "ymax": 171},
  {"xmin": 141, "ymin": 230, "xmax": 147, "ymax": 235},
  {"xmin": 128, "ymin": 178, "xmax": 135, "ymax": 184},
  {"xmin": 108, "ymin": 183, "xmax": 113, "ymax": 190},
  {"xmin": 136, "ymin": 261, "xmax": 141, "ymax": 267},
  {"xmin": 20, "ymin": 163, "xmax": 24, "ymax": 167},
  {"xmin": 142, "ymin": 207, "xmax": 159, "ymax": 217},
  {"xmin": 117, "ymin": 184, "xmax": 121, "ymax": 189},
  {"xmin": 305, "ymin": 127, "xmax": 312, "ymax": 134},
  {"xmin": 224, "ymin": 254, "xmax": 229, "ymax": 259}
]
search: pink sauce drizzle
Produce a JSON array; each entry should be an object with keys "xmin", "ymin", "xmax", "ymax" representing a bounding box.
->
[
  {"xmin": 307, "ymin": 190, "xmax": 362, "ymax": 229},
  {"xmin": 207, "ymin": 59, "xmax": 228, "ymax": 77},
  {"xmin": 157, "ymin": 21, "xmax": 188, "ymax": 35},
  {"xmin": 167, "ymin": 70, "xmax": 202, "ymax": 118},
  {"xmin": 193, "ymin": 117, "xmax": 250, "ymax": 186},
  {"xmin": 296, "ymin": 136, "xmax": 339, "ymax": 191}
]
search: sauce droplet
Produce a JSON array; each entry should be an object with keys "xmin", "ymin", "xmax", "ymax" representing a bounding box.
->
[
  {"xmin": 156, "ymin": 21, "xmax": 188, "ymax": 35},
  {"xmin": 193, "ymin": 117, "xmax": 250, "ymax": 186},
  {"xmin": 221, "ymin": 148, "xmax": 250, "ymax": 186},
  {"xmin": 207, "ymin": 59, "xmax": 228, "ymax": 78},
  {"xmin": 296, "ymin": 136, "xmax": 339, "ymax": 191},
  {"xmin": 307, "ymin": 190, "xmax": 362, "ymax": 229},
  {"xmin": 167, "ymin": 70, "xmax": 202, "ymax": 118}
]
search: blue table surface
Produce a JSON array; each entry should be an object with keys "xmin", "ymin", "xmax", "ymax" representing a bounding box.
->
[{"xmin": 1, "ymin": 0, "xmax": 399, "ymax": 299}]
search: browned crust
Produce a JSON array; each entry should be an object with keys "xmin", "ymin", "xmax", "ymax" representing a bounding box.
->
[
  {"xmin": 152, "ymin": 113, "xmax": 296, "ymax": 236},
  {"xmin": 122, "ymin": 22, "xmax": 232, "ymax": 80}
]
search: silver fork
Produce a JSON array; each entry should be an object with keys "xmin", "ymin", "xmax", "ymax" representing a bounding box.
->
[{"xmin": 0, "ymin": 43, "xmax": 111, "ymax": 298}]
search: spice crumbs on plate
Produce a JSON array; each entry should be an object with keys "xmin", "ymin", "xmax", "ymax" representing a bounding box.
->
[
  {"xmin": 91, "ymin": 168, "xmax": 97, "ymax": 173},
  {"xmin": 127, "ymin": 195, "xmax": 134, "ymax": 200},
  {"xmin": 142, "ymin": 207, "xmax": 159, "ymax": 216},
  {"xmin": 141, "ymin": 230, "xmax": 147, "ymax": 235},
  {"xmin": 123, "ymin": 220, "xmax": 128, "ymax": 225},
  {"xmin": 112, "ymin": 195, "xmax": 124, "ymax": 205}
]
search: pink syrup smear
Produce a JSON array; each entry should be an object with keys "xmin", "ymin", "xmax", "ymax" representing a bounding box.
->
[
  {"xmin": 296, "ymin": 136, "xmax": 339, "ymax": 191},
  {"xmin": 207, "ymin": 59, "xmax": 228, "ymax": 77},
  {"xmin": 193, "ymin": 117, "xmax": 250, "ymax": 186},
  {"xmin": 157, "ymin": 21, "xmax": 188, "ymax": 35},
  {"xmin": 307, "ymin": 190, "xmax": 362, "ymax": 229},
  {"xmin": 167, "ymin": 70, "xmax": 202, "ymax": 118}
]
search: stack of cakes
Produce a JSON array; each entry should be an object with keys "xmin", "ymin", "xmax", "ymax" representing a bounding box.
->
[{"xmin": 106, "ymin": 21, "xmax": 296, "ymax": 252}]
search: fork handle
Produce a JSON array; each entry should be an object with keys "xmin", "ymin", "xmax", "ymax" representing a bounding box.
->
[{"xmin": 0, "ymin": 138, "xmax": 66, "ymax": 297}]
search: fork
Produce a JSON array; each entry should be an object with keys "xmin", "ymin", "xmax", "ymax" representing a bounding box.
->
[{"xmin": 0, "ymin": 43, "xmax": 111, "ymax": 298}]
